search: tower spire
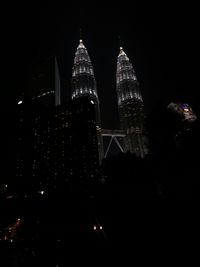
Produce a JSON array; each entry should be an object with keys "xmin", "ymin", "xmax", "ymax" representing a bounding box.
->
[{"xmin": 118, "ymin": 35, "xmax": 122, "ymax": 49}]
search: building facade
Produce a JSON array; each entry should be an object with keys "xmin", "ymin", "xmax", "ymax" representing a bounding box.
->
[
  {"xmin": 15, "ymin": 99, "xmax": 51, "ymax": 196},
  {"xmin": 15, "ymin": 95, "xmax": 100, "ymax": 196}
]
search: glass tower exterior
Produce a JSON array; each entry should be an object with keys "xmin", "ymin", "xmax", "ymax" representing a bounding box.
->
[
  {"xmin": 71, "ymin": 39, "xmax": 104, "ymax": 162},
  {"xmin": 116, "ymin": 47, "xmax": 146, "ymax": 157}
]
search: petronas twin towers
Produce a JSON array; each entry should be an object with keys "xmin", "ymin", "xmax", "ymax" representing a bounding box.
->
[{"xmin": 71, "ymin": 39, "xmax": 146, "ymax": 161}]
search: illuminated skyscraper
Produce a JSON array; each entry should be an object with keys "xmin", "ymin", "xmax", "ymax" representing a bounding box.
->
[
  {"xmin": 116, "ymin": 47, "xmax": 146, "ymax": 157},
  {"xmin": 71, "ymin": 39, "xmax": 104, "ymax": 162}
]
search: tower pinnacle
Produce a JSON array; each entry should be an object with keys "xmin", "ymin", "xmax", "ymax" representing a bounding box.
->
[{"xmin": 72, "ymin": 39, "xmax": 97, "ymax": 99}]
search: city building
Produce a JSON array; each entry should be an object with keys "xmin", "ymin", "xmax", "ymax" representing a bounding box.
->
[
  {"xmin": 15, "ymin": 98, "xmax": 51, "ymax": 196},
  {"xmin": 70, "ymin": 97, "xmax": 100, "ymax": 184},
  {"xmin": 71, "ymin": 39, "xmax": 104, "ymax": 162},
  {"xmin": 15, "ymin": 95, "xmax": 100, "ymax": 196},
  {"xmin": 50, "ymin": 96, "xmax": 100, "ymax": 189},
  {"xmin": 116, "ymin": 46, "xmax": 146, "ymax": 157},
  {"xmin": 167, "ymin": 102, "xmax": 197, "ymax": 123},
  {"xmin": 14, "ymin": 39, "xmax": 150, "ymax": 196},
  {"xmin": 29, "ymin": 56, "xmax": 61, "ymax": 107}
]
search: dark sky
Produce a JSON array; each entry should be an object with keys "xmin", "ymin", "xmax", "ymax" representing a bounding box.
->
[{"xmin": 1, "ymin": 2, "xmax": 199, "ymax": 128}]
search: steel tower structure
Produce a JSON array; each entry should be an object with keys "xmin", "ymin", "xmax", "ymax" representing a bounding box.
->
[
  {"xmin": 71, "ymin": 39, "xmax": 104, "ymax": 162},
  {"xmin": 116, "ymin": 46, "xmax": 146, "ymax": 157}
]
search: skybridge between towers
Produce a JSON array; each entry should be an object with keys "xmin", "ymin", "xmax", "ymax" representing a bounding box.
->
[{"xmin": 101, "ymin": 129, "xmax": 126, "ymax": 158}]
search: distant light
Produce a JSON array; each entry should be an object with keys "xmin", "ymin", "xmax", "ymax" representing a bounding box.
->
[
  {"xmin": 90, "ymin": 100, "xmax": 94, "ymax": 104},
  {"xmin": 183, "ymin": 108, "xmax": 189, "ymax": 112},
  {"xmin": 17, "ymin": 218, "xmax": 21, "ymax": 222},
  {"xmin": 99, "ymin": 226, "xmax": 103, "ymax": 230},
  {"xmin": 17, "ymin": 100, "xmax": 23, "ymax": 105},
  {"xmin": 40, "ymin": 191, "xmax": 44, "ymax": 195},
  {"xmin": 5, "ymin": 184, "xmax": 8, "ymax": 188},
  {"xmin": 6, "ymin": 195, "xmax": 13, "ymax": 199},
  {"xmin": 93, "ymin": 225, "xmax": 97, "ymax": 230}
]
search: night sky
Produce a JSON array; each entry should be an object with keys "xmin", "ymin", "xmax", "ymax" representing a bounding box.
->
[
  {"xmin": 0, "ymin": 4, "xmax": 199, "ymax": 259},
  {"xmin": 1, "ymin": 2, "xmax": 198, "ymax": 129}
]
